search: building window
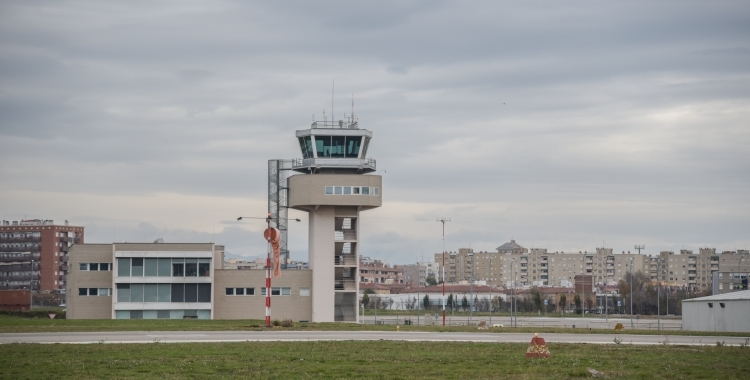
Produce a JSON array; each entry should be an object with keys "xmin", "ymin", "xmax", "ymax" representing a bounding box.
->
[
  {"xmin": 225, "ymin": 287, "xmax": 255, "ymax": 296},
  {"xmin": 116, "ymin": 258, "xmax": 210, "ymax": 277},
  {"xmin": 334, "ymin": 186, "xmax": 342, "ymax": 194},
  {"xmin": 117, "ymin": 283, "xmax": 210, "ymax": 303},
  {"xmin": 78, "ymin": 287, "xmax": 111, "ymax": 296},
  {"xmin": 261, "ymin": 287, "xmax": 291, "ymax": 296},
  {"xmin": 80, "ymin": 263, "xmax": 112, "ymax": 271},
  {"xmin": 325, "ymin": 186, "xmax": 333, "ymax": 194},
  {"xmin": 300, "ymin": 287, "xmax": 310, "ymax": 296},
  {"xmin": 362, "ymin": 187, "xmax": 370, "ymax": 195}
]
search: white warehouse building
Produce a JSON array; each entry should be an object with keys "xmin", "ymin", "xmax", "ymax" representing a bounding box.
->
[{"xmin": 682, "ymin": 290, "xmax": 750, "ymax": 332}]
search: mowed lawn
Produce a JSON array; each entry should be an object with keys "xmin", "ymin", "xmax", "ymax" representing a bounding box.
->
[
  {"xmin": 2, "ymin": 315, "xmax": 750, "ymax": 337},
  {"xmin": 1, "ymin": 341, "xmax": 749, "ymax": 379}
]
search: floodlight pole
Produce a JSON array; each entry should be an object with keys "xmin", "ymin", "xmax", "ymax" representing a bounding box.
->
[{"xmin": 437, "ymin": 218, "xmax": 450, "ymax": 326}]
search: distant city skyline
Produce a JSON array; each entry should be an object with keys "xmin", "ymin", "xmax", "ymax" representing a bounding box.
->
[{"xmin": 2, "ymin": 2, "xmax": 748, "ymax": 265}]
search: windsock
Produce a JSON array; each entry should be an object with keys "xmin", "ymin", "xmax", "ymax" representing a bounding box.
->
[{"xmin": 264, "ymin": 227, "xmax": 281, "ymax": 278}]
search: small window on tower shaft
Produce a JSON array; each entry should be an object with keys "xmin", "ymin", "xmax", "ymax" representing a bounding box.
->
[{"xmin": 325, "ymin": 186, "xmax": 333, "ymax": 194}]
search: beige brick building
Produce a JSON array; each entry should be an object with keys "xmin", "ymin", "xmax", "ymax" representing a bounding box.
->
[
  {"xmin": 67, "ymin": 242, "xmax": 314, "ymax": 321},
  {"xmin": 437, "ymin": 242, "xmax": 749, "ymax": 293},
  {"xmin": 437, "ymin": 243, "xmax": 649, "ymax": 288}
]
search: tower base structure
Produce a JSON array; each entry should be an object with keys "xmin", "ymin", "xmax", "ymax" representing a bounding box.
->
[{"xmin": 288, "ymin": 174, "xmax": 381, "ymax": 323}]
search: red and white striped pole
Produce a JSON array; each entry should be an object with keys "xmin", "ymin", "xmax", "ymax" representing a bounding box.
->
[{"xmin": 265, "ymin": 216, "xmax": 272, "ymax": 327}]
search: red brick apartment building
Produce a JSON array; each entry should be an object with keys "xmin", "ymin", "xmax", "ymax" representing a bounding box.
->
[{"xmin": 0, "ymin": 219, "xmax": 84, "ymax": 295}]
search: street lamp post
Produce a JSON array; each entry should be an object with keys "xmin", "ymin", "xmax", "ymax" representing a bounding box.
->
[
  {"xmin": 629, "ymin": 257, "xmax": 634, "ymax": 328},
  {"xmin": 450, "ymin": 252, "xmax": 456, "ymax": 324},
  {"xmin": 468, "ymin": 251, "xmax": 474, "ymax": 323},
  {"xmin": 489, "ymin": 255, "xmax": 492, "ymax": 326},
  {"xmin": 511, "ymin": 258, "xmax": 515, "ymax": 327},
  {"xmin": 437, "ymin": 218, "xmax": 450, "ymax": 326},
  {"xmin": 29, "ymin": 259, "xmax": 34, "ymax": 310},
  {"xmin": 238, "ymin": 215, "xmax": 300, "ymax": 327},
  {"xmin": 403, "ymin": 266, "xmax": 421, "ymax": 326}
]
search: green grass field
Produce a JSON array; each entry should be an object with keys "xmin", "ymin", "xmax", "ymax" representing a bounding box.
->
[
  {"xmin": 1, "ymin": 340, "xmax": 749, "ymax": 379},
  {"xmin": 1, "ymin": 315, "xmax": 748, "ymax": 337}
]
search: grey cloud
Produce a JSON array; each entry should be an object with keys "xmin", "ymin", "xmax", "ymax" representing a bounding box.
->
[{"xmin": 1, "ymin": 1, "xmax": 748, "ymax": 265}]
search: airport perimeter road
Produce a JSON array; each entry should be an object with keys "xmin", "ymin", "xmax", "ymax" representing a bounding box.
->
[
  {"xmin": 1, "ymin": 330, "xmax": 745, "ymax": 346},
  {"xmin": 361, "ymin": 315, "xmax": 683, "ymax": 330}
]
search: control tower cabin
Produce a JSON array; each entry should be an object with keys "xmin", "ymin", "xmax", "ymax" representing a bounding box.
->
[{"xmin": 287, "ymin": 117, "xmax": 382, "ymax": 323}]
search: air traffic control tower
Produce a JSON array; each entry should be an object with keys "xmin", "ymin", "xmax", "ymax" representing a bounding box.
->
[{"xmin": 287, "ymin": 116, "xmax": 382, "ymax": 323}]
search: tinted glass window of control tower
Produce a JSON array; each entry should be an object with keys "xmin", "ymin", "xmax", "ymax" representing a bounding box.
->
[{"xmin": 313, "ymin": 136, "xmax": 362, "ymax": 158}]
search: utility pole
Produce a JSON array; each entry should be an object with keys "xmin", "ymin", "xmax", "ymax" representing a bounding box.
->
[
  {"xmin": 437, "ymin": 218, "xmax": 450, "ymax": 326},
  {"xmin": 489, "ymin": 255, "xmax": 492, "ymax": 326}
]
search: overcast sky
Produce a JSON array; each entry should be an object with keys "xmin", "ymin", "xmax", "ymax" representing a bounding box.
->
[{"xmin": 1, "ymin": 1, "xmax": 749, "ymax": 264}]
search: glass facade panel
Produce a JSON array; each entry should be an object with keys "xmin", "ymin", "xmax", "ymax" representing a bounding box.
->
[
  {"xmin": 171, "ymin": 283, "xmax": 184, "ymax": 302},
  {"xmin": 343, "ymin": 187, "xmax": 351, "ymax": 195},
  {"xmin": 99, "ymin": 288, "xmax": 109, "ymax": 296},
  {"xmin": 131, "ymin": 258, "xmax": 144, "ymax": 277},
  {"xmin": 172, "ymin": 260, "xmax": 184, "ymax": 277},
  {"xmin": 281, "ymin": 287, "xmax": 291, "ymax": 296},
  {"xmin": 144, "ymin": 258, "xmax": 158, "ymax": 276},
  {"xmin": 89, "ymin": 263, "xmax": 99, "ymax": 271},
  {"xmin": 78, "ymin": 288, "xmax": 87, "ymax": 296},
  {"xmin": 89, "ymin": 288, "xmax": 98, "ymax": 296},
  {"xmin": 362, "ymin": 187, "xmax": 369, "ymax": 195},
  {"xmin": 314, "ymin": 136, "xmax": 330, "ymax": 157},
  {"xmin": 199, "ymin": 258, "xmax": 211, "ymax": 277},
  {"xmin": 144, "ymin": 284, "xmax": 158, "ymax": 302},
  {"xmin": 361, "ymin": 136, "xmax": 370, "ymax": 157},
  {"xmin": 79, "ymin": 263, "xmax": 87, "ymax": 271},
  {"xmin": 170, "ymin": 310, "xmax": 184, "ymax": 319},
  {"xmin": 116, "ymin": 310, "xmax": 129, "ymax": 319},
  {"xmin": 118, "ymin": 258, "xmax": 130, "ymax": 277},
  {"xmin": 225, "ymin": 288, "xmax": 234, "ymax": 295},
  {"xmin": 330, "ymin": 136, "xmax": 345, "ymax": 158},
  {"xmin": 334, "ymin": 187, "xmax": 342, "ymax": 194},
  {"xmin": 158, "ymin": 258, "xmax": 171, "ymax": 277},
  {"xmin": 130, "ymin": 284, "xmax": 144, "ymax": 302},
  {"xmin": 325, "ymin": 186, "xmax": 333, "ymax": 194},
  {"xmin": 157, "ymin": 310, "xmax": 171, "ymax": 319},
  {"xmin": 143, "ymin": 310, "xmax": 158, "ymax": 319},
  {"xmin": 246, "ymin": 288, "xmax": 255, "ymax": 295},
  {"xmin": 347, "ymin": 136, "xmax": 362, "ymax": 157},
  {"xmin": 185, "ymin": 283, "xmax": 198, "ymax": 302},
  {"xmin": 130, "ymin": 310, "xmax": 143, "ymax": 319},
  {"xmin": 185, "ymin": 258, "xmax": 198, "ymax": 277},
  {"xmin": 198, "ymin": 284, "xmax": 211, "ymax": 302},
  {"xmin": 117, "ymin": 284, "xmax": 130, "ymax": 302},
  {"xmin": 197, "ymin": 310, "xmax": 211, "ymax": 320},
  {"xmin": 299, "ymin": 136, "xmax": 313, "ymax": 159},
  {"xmin": 158, "ymin": 283, "xmax": 171, "ymax": 302}
]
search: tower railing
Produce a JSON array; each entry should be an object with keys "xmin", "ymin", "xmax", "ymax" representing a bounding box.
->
[{"xmin": 292, "ymin": 157, "xmax": 375, "ymax": 170}]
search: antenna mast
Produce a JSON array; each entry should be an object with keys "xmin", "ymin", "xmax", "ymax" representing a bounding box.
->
[{"xmin": 634, "ymin": 245, "xmax": 645, "ymax": 255}]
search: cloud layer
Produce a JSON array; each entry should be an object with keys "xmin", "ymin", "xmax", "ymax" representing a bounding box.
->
[{"xmin": 1, "ymin": 1, "xmax": 749, "ymax": 263}]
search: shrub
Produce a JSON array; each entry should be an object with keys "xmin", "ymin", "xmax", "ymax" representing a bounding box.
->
[
  {"xmin": 280, "ymin": 319, "xmax": 294, "ymax": 327},
  {"xmin": 272, "ymin": 319, "xmax": 281, "ymax": 327}
]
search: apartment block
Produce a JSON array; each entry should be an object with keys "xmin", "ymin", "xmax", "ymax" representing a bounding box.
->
[
  {"xmin": 437, "ymin": 243, "xmax": 649, "ymax": 288},
  {"xmin": 359, "ymin": 259, "xmax": 403, "ymax": 284},
  {"xmin": 651, "ymin": 249, "xmax": 750, "ymax": 292},
  {"xmin": 0, "ymin": 219, "xmax": 84, "ymax": 295}
]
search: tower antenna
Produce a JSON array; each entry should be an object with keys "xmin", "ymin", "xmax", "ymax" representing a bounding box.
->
[
  {"xmin": 634, "ymin": 245, "xmax": 645, "ymax": 255},
  {"xmin": 332, "ymin": 79, "xmax": 334, "ymax": 126}
]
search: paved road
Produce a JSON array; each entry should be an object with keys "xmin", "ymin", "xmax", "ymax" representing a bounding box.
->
[
  {"xmin": 1, "ymin": 330, "xmax": 744, "ymax": 346},
  {"xmin": 361, "ymin": 315, "xmax": 683, "ymax": 330}
]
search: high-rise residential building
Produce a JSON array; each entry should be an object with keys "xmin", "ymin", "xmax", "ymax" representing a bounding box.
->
[
  {"xmin": 651, "ymin": 249, "xmax": 750, "ymax": 292},
  {"xmin": 0, "ymin": 219, "xmax": 84, "ymax": 295},
  {"xmin": 399, "ymin": 262, "xmax": 441, "ymax": 287},
  {"xmin": 437, "ymin": 243, "xmax": 649, "ymax": 288}
]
